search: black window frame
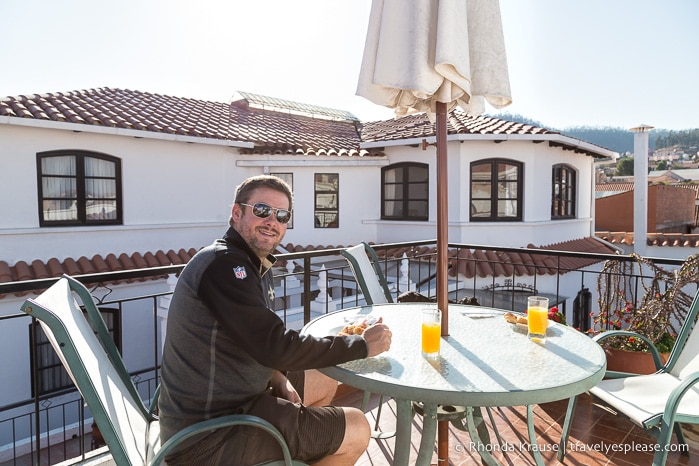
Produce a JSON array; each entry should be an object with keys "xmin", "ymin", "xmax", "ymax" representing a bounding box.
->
[
  {"xmin": 381, "ymin": 162, "xmax": 429, "ymax": 221},
  {"xmin": 314, "ymin": 173, "xmax": 339, "ymax": 228},
  {"xmin": 29, "ymin": 307, "xmax": 121, "ymax": 396},
  {"xmin": 270, "ymin": 172, "xmax": 294, "ymax": 229},
  {"xmin": 469, "ymin": 159, "xmax": 523, "ymax": 221},
  {"xmin": 551, "ymin": 164, "xmax": 577, "ymax": 219},
  {"xmin": 37, "ymin": 150, "xmax": 123, "ymax": 227}
]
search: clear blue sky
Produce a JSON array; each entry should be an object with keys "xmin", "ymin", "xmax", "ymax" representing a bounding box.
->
[{"xmin": 1, "ymin": 0, "xmax": 697, "ymax": 130}]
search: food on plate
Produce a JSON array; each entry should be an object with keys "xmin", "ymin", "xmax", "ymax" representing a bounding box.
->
[
  {"xmin": 339, "ymin": 321, "xmax": 368, "ymax": 335},
  {"xmin": 503, "ymin": 312, "xmax": 527, "ymax": 325}
]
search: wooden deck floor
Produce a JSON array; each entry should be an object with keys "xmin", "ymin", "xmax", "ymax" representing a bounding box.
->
[
  {"xmin": 6, "ymin": 387, "xmax": 699, "ymax": 465},
  {"xmin": 333, "ymin": 388, "xmax": 699, "ymax": 466}
]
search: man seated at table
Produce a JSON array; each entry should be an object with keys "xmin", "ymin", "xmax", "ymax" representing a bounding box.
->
[{"xmin": 158, "ymin": 175, "xmax": 393, "ymax": 465}]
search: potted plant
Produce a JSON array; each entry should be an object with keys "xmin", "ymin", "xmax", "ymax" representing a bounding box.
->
[{"xmin": 591, "ymin": 253, "xmax": 699, "ymax": 374}]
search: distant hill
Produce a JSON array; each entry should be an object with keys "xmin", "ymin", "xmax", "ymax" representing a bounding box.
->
[{"xmin": 490, "ymin": 112, "xmax": 696, "ymax": 155}]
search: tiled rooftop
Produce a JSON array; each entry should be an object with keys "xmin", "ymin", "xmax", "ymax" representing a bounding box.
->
[
  {"xmin": 360, "ymin": 110, "xmax": 554, "ymax": 142},
  {"xmin": 0, "ymin": 87, "xmax": 634, "ymax": 293},
  {"xmin": 596, "ymin": 231, "xmax": 699, "ymax": 248},
  {"xmin": 0, "ymin": 87, "xmax": 612, "ymax": 157},
  {"xmin": 0, "ymin": 88, "xmax": 376, "ymax": 157},
  {"xmin": 0, "ymin": 238, "xmax": 617, "ymax": 297}
]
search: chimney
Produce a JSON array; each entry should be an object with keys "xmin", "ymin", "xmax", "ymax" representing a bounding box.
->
[{"xmin": 631, "ymin": 124, "xmax": 653, "ymax": 256}]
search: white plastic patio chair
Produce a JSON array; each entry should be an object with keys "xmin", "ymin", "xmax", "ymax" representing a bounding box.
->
[
  {"xmin": 21, "ymin": 274, "xmax": 305, "ymax": 466},
  {"xmin": 559, "ymin": 286, "xmax": 699, "ymax": 466}
]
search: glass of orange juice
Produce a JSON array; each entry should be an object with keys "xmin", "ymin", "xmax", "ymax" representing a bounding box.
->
[
  {"xmin": 527, "ymin": 296, "xmax": 549, "ymax": 344},
  {"xmin": 422, "ymin": 308, "xmax": 442, "ymax": 358}
]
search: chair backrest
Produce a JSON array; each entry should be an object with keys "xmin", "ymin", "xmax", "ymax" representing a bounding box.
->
[
  {"xmin": 668, "ymin": 286, "xmax": 699, "ymax": 378},
  {"xmin": 21, "ymin": 275, "xmax": 152, "ymax": 466},
  {"xmin": 341, "ymin": 242, "xmax": 394, "ymax": 304}
]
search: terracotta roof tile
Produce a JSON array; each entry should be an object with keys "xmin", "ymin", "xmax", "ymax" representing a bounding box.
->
[
  {"xmin": 94, "ymin": 256, "xmax": 111, "ymax": 273},
  {"xmin": 32, "ymin": 260, "xmax": 50, "ymax": 279},
  {"xmin": 596, "ymin": 231, "xmax": 699, "ymax": 247},
  {"xmin": 47, "ymin": 258, "xmax": 64, "ymax": 277},
  {"xmin": 447, "ymin": 237, "xmax": 616, "ymax": 280},
  {"xmin": 0, "ymin": 249, "xmax": 193, "ymax": 298},
  {"xmin": 0, "ymin": 237, "xmax": 620, "ymax": 299},
  {"xmin": 2, "ymin": 87, "xmax": 611, "ymax": 159},
  {"xmin": 0, "ymin": 262, "xmax": 12, "ymax": 283},
  {"xmin": 63, "ymin": 257, "xmax": 81, "ymax": 276},
  {"xmin": 14, "ymin": 261, "xmax": 32, "ymax": 281}
]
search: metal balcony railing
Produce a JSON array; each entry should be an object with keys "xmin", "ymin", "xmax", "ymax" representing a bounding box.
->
[{"xmin": 0, "ymin": 240, "xmax": 690, "ymax": 465}]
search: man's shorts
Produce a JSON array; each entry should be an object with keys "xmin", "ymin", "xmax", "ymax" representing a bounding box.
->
[{"xmin": 164, "ymin": 371, "xmax": 346, "ymax": 465}]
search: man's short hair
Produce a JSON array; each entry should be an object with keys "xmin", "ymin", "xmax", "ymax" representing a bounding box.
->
[{"xmin": 229, "ymin": 175, "xmax": 294, "ymax": 226}]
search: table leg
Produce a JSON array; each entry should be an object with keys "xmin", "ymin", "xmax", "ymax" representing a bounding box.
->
[
  {"xmin": 465, "ymin": 406, "xmax": 500, "ymax": 466},
  {"xmin": 393, "ymin": 399, "xmax": 414, "ymax": 466},
  {"xmin": 526, "ymin": 405, "xmax": 545, "ymax": 466},
  {"xmin": 557, "ymin": 396, "xmax": 578, "ymax": 462},
  {"xmin": 416, "ymin": 403, "xmax": 438, "ymax": 466}
]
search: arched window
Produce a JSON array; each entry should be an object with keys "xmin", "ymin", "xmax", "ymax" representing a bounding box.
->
[
  {"xmin": 470, "ymin": 159, "xmax": 522, "ymax": 221},
  {"xmin": 37, "ymin": 151, "xmax": 122, "ymax": 226},
  {"xmin": 551, "ymin": 164, "xmax": 576, "ymax": 219},
  {"xmin": 381, "ymin": 162, "xmax": 429, "ymax": 220}
]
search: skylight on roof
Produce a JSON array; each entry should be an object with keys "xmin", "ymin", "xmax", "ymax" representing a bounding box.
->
[{"xmin": 232, "ymin": 91, "xmax": 359, "ymax": 122}]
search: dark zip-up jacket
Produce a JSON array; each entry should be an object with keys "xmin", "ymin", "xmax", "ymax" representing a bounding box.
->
[{"xmin": 158, "ymin": 228, "xmax": 367, "ymax": 445}]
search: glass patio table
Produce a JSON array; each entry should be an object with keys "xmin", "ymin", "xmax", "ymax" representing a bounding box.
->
[{"xmin": 301, "ymin": 302, "xmax": 606, "ymax": 466}]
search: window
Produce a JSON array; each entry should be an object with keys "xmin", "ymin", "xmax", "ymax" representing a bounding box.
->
[
  {"xmin": 270, "ymin": 172, "xmax": 293, "ymax": 229},
  {"xmin": 30, "ymin": 308, "xmax": 121, "ymax": 396},
  {"xmin": 551, "ymin": 164, "xmax": 576, "ymax": 219},
  {"xmin": 37, "ymin": 151, "xmax": 122, "ymax": 226},
  {"xmin": 381, "ymin": 163, "xmax": 429, "ymax": 220},
  {"xmin": 470, "ymin": 159, "xmax": 522, "ymax": 221},
  {"xmin": 314, "ymin": 173, "xmax": 339, "ymax": 228}
]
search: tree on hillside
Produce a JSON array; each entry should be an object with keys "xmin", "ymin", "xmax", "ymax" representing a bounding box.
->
[
  {"xmin": 656, "ymin": 160, "xmax": 668, "ymax": 171},
  {"xmin": 616, "ymin": 157, "xmax": 634, "ymax": 176},
  {"xmin": 655, "ymin": 129, "xmax": 699, "ymax": 150}
]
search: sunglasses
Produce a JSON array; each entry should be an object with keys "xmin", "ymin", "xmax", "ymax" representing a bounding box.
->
[{"xmin": 239, "ymin": 202, "xmax": 292, "ymax": 224}]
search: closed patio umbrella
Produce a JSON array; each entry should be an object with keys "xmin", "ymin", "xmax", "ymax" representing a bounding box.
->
[{"xmin": 356, "ymin": 0, "xmax": 512, "ymax": 460}]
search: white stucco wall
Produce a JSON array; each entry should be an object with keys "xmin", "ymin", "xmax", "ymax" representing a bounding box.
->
[{"xmin": 371, "ymin": 139, "xmax": 597, "ymax": 248}]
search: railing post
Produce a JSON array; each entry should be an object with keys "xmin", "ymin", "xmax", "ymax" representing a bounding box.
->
[
  {"xmin": 303, "ymin": 257, "xmax": 312, "ymax": 324},
  {"xmin": 311, "ymin": 265, "xmax": 337, "ymax": 317}
]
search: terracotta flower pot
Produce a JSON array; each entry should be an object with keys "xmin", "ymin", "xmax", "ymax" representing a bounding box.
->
[{"xmin": 605, "ymin": 348, "xmax": 670, "ymax": 375}]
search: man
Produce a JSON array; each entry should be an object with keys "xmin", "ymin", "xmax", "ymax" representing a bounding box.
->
[{"xmin": 158, "ymin": 175, "xmax": 392, "ymax": 465}]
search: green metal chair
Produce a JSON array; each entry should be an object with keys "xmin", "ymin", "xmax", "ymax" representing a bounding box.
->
[
  {"xmin": 340, "ymin": 242, "xmax": 394, "ymax": 305},
  {"xmin": 559, "ymin": 286, "xmax": 699, "ymax": 466},
  {"xmin": 21, "ymin": 274, "xmax": 305, "ymax": 466},
  {"xmin": 340, "ymin": 243, "xmax": 396, "ymax": 438}
]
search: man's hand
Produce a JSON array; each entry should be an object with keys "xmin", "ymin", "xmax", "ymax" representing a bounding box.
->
[
  {"xmin": 361, "ymin": 317, "xmax": 392, "ymax": 357},
  {"xmin": 270, "ymin": 370, "xmax": 302, "ymax": 403}
]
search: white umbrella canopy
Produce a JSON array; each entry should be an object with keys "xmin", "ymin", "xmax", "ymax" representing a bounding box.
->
[
  {"xmin": 357, "ymin": 0, "xmax": 512, "ymax": 119},
  {"xmin": 358, "ymin": 0, "xmax": 512, "ymax": 327},
  {"xmin": 356, "ymin": 1, "xmax": 512, "ymax": 462}
]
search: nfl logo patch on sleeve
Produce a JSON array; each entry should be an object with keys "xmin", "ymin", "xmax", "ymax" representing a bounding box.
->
[{"xmin": 233, "ymin": 266, "xmax": 247, "ymax": 279}]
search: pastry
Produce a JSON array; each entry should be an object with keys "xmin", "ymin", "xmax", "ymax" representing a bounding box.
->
[
  {"xmin": 503, "ymin": 312, "xmax": 527, "ymax": 325},
  {"xmin": 339, "ymin": 321, "xmax": 368, "ymax": 335}
]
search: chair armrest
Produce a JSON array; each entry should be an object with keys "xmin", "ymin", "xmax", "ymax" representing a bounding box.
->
[
  {"xmin": 593, "ymin": 330, "xmax": 665, "ymax": 372},
  {"xmin": 148, "ymin": 385, "xmax": 161, "ymax": 417},
  {"xmin": 150, "ymin": 414, "xmax": 295, "ymax": 466},
  {"xmin": 648, "ymin": 370, "xmax": 699, "ymax": 429}
]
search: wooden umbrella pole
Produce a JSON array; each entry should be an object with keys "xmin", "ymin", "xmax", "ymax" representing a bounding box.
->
[
  {"xmin": 436, "ymin": 101, "xmax": 449, "ymax": 336},
  {"xmin": 435, "ymin": 101, "xmax": 450, "ymax": 463}
]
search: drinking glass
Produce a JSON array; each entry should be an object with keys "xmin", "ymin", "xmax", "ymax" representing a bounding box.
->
[
  {"xmin": 422, "ymin": 308, "xmax": 441, "ymax": 358},
  {"xmin": 527, "ymin": 296, "xmax": 549, "ymax": 344}
]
